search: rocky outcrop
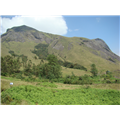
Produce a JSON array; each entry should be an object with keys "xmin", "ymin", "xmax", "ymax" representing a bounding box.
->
[
  {"xmin": 68, "ymin": 42, "xmax": 73, "ymax": 50},
  {"xmin": 51, "ymin": 40, "xmax": 59, "ymax": 48},
  {"xmin": 1, "ymin": 25, "xmax": 54, "ymax": 44},
  {"xmin": 82, "ymin": 38, "xmax": 120, "ymax": 62},
  {"xmin": 1, "ymin": 31, "xmax": 26, "ymax": 43},
  {"xmin": 53, "ymin": 44, "xmax": 64, "ymax": 51}
]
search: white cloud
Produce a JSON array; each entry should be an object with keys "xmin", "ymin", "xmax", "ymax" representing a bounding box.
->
[
  {"xmin": 74, "ymin": 29, "xmax": 79, "ymax": 31},
  {"xmin": 96, "ymin": 17, "xmax": 101, "ymax": 23},
  {"xmin": 1, "ymin": 15, "xmax": 68, "ymax": 35}
]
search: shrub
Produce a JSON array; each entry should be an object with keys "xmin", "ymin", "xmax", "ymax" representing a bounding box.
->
[
  {"xmin": 115, "ymin": 79, "xmax": 120, "ymax": 83},
  {"xmin": 82, "ymin": 74, "xmax": 90, "ymax": 80},
  {"xmin": 66, "ymin": 75, "xmax": 71, "ymax": 79},
  {"xmin": 102, "ymin": 71, "xmax": 113, "ymax": 80},
  {"xmin": 28, "ymin": 74, "xmax": 34, "ymax": 81},
  {"xmin": 47, "ymin": 72, "xmax": 55, "ymax": 80},
  {"xmin": 106, "ymin": 71, "xmax": 113, "ymax": 79},
  {"xmin": 1, "ymin": 72, "xmax": 8, "ymax": 76},
  {"xmin": 64, "ymin": 78, "xmax": 72, "ymax": 84},
  {"xmin": 78, "ymin": 76, "xmax": 83, "ymax": 80},
  {"xmin": 15, "ymin": 73, "xmax": 24, "ymax": 79},
  {"xmin": 1, "ymin": 92, "xmax": 13, "ymax": 104},
  {"xmin": 38, "ymin": 74, "xmax": 42, "ymax": 80},
  {"xmin": 106, "ymin": 80, "xmax": 111, "ymax": 83},
  {"xmin": 73, "ymin": 80, "xmax": 81, "ymax": 84},
  {"xmin": 59, "ymin": 60, "xmax": 87, "ymax": 71}
]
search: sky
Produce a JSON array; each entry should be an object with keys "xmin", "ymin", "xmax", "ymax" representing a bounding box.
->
[{"xmin": 0, "ymin": 15, "xmax": 120, "ymax": 56}]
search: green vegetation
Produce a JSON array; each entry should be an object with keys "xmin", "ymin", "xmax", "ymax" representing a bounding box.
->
[
  {"xmin": 32, "ymin": 43, "xmax": 49, "ymax": 60},
  {"xmin": 1, "ymin": 54, "xmax": 62, "ymax": 80},
  {"xmin": 1, "ymin": 25, "xmax": 120, "ymax": 105},
  {"xmin": 36, "ymin": 82, "xmax": 57, "ymax": 88},
  {"xmin": 90, "ymin": 64, "xmax": 98, "ymax": 77},
  {"xmin": 1, "ymin": 54, "xmax": 119, "ymax": 85},
  {"xmin": 9, "ymin": 50, "xmax": 19, "ymax": 57},
  {"xmin": 1, "ymin": 25, "xmax": 120, "ymax": 79},
  {"xmin": 1, "ymin": 84, "xmax": 120, "ymax": 105},
  {"xmin": 31, "ymin": 43, "xmax": 87, "ymax": 71},
  {"xmin": 1, "ymin": 55, "xmax": 21, "ymax": 76},
  {"xmin": 58, "ymin": 60, "xmax": 87, "ymax": 71},
  {"xmin": 1, "ymin": 54, "xmax": 120, "ymax": 105},
  {"xmin": 108, "ymin": 57, "xmax": 116, "ymax": 63}
]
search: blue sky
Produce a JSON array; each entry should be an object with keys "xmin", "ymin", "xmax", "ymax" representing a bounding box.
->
[
  {"xmin": 1, "ymin": 15, "xmax": 120, "ymax": 56},
  {"xmin": 63, "ymin": 15, "xmax": 120, "ymax": 56}
]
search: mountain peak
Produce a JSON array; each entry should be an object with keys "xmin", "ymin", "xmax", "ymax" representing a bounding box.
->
[
  {"xmin": 7, "ymin": 25, "xmax": 36, "ymax": 32},
  {"xmin": 95, "ymin": 38, "xmax": 102, "ymax": 40}
]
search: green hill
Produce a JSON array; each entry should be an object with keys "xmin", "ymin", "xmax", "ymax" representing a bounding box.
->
[{"xmin": 1, "ymin": 25, "xmax": 120, "ymax": 77}]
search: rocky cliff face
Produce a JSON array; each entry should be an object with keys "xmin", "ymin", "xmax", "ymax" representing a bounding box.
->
[{"xmin": 81, "ymin": 38, "xmax": 120, "ymax": 62}]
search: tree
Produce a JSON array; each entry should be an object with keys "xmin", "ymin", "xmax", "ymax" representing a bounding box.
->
[
  {"xmin": 45, "ymin": 54, "xmax": 62, "ymax": 79},
  {"xmin": 105, "ymin": 70, "xmax": 113, "ymax": 79},
  {"xmin": 90, "ymin": 64, "xmax": 98, "ymax": 77},
  {"xmin": 21, "ymin": 55, "xmax": 28, "ymax": 68},
  {"xmin": 24, "ymin": 60, "xmax": 33, "ymax": 76},
  {"xmin": 47, "ymin": 54, "xmax": 58, "ymax": 66},
  {"xmin": 1, "ymin": 55, "xmax": 21, "ymax": 76}
]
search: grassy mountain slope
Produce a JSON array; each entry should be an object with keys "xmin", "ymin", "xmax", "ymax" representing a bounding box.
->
[{"xmin": 1, "ymin": 25, "xmax": 120, "ymax": 77}]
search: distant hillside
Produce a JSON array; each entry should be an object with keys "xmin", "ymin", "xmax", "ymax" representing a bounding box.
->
[{"xmin": 1, "ymin": 25, "xmax": 120, "ymax": 76}]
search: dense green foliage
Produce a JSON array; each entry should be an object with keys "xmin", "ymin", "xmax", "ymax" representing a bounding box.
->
[
  {"xmin": 104, "ymin": 71, "xmax": 113, "ymax": 79},
  {"xmin": 32, "ymin": 43, "xmax": 49, "ymax": 59},
  {"xmin": 1, "ymin": 85, "xmax": 120, "ymax": 105},
  {"xmin": 63, "ymin": 73, "xmax": 92, "ymax": 85},
  {"xmin": 1, "ymin": 54, "xmax": 62, "ymax": 80},
  {"xmin": 9, "ymin": 50, "xmax": 19, "ymax": 57},
  {"xmin": 91, "ymin": 64, "xmax": 98, "ymax": 77},
  {"xmin": 1, "ymin": 55, "xmax": 21, "ymax": 76},
  {"xmin": 1, "ymin": 54, "xmax": 119, "ymax": 85},
  {"xmin": 58, "ymin": 60, "xmax": 87, "ymax": 71}
]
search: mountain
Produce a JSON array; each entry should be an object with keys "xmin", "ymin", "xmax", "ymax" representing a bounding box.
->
[{"xmin": 1, "ymin": 25, "xmax": 120, "ymax": 76}]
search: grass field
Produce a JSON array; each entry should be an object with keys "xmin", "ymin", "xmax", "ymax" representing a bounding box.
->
[{"xmin": 1, "ymin": 76, "xmax": 120, "ymax": 105}]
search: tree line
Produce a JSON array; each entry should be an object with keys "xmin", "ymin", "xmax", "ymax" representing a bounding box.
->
[
  {"xmin": 1, "ymin": 54, "xmax": 61, "ymax": 80},
  {"xmin": 1, "ymin": 53, "xmax": 117, "ymax": 85}
]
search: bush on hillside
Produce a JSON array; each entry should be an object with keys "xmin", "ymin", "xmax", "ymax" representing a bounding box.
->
[
  {"xmin": 32, "ymin": 43, "xmax": 49, "ymax": 60},
  {"xmin": 58, "ymin": 60, "xmax": 87, "ymax": 71},
  {"xmin": 78, "ymin": 74, "xmax": 90, "ymax": 81},
  {"xmin": 73, "ymin": 64, "xmax": 87, "ymax": 71},
  {"xmin": 64, "ymin": 78, "xmax": 72, "ymax": 84},
  {"xmin": 115, "ymin": 79, "xmax": 120, "ymax": 83},
  {"xmin": 101, "ymin": 71, "xmax": 113, "ymax": 80},
  {"xmin": 90, "ymin": 64, "xmax": 98, "ymax": 77}
]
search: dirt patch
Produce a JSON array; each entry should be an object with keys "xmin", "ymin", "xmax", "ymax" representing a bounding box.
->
[{"xmin": 90, "ymin": 83, "xmax": 120, "ymax": 91}]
